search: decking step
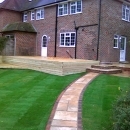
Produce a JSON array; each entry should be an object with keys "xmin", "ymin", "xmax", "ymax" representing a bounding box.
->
[
  {"xmin": 91, "ymin": 65, "xmax": 117, "ymax": 69},
  {"xmin": 86, "ymin": 67, "xmax": 122, "ymax": 74}
]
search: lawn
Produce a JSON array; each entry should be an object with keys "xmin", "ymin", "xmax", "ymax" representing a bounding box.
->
[
  {"xmin": 82, "ymin": 74, "xmax": 130, "ymax": 130},
  {"xmin": 0, "ymin": 69, "xmax": 85, "ymax": 130}
]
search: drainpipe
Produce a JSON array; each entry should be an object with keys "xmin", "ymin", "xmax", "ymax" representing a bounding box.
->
[
  {"xmin": 97, "ymin": 0, "xmax": 102, "ymax": 60},
  {"xmin": 74, "ymin": 21, "xmax": 79, "ymax": 59},
  {"xmin": 75, "ymin": 27, "xmax": 79, "ymax": 59},
  {"xmin": 54, "ymin": 4, "xmax": 58, "ymax": 57}
]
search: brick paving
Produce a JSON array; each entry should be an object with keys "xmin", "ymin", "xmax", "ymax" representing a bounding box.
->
[{"xmin": 46, "ymin": 72, "xmax": 99, "ymax": 130}]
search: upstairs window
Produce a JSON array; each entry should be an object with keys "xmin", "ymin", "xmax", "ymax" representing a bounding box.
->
[
  {"xmin": 31, "ymin": 10, "xmax": 35, "ymax": 20},
  {"xmin": 70, "ymin": 0, "xmax": 82, "ymax": 14},
  {"xmin": 23, "ymin": 12, "xmax": 27, "ymax": 22},
  {"xmin": 36, "ymin": 8, "xmax": 44, "ymax": 20},
  {"xmin": 122, "ymin": 5, "xmax": 130, "ymax": 21},
  {"xmin": 58, "ymin": 3, "xmax": 68, "ymax": 16},
  {"xmin": 60, "ymin": 32, "xmax": 76, "ymax": 47}
]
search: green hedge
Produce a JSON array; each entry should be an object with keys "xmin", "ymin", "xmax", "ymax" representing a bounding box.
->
[{"xmin": 113, "ymin": 89, "xmax": 130, "ymax": 130}]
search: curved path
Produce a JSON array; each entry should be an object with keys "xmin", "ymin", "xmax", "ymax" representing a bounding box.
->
[{"xmin": 46, "ymin": 72, "xmax": 99, "ymax": 130}]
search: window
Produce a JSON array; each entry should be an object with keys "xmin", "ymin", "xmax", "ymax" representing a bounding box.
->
[
  {"xmin": 5, "ymin": 35, "xmax": 15, "ymax": 42},
  {"xmin": 31, "ymin": 10, "xmax": 35, "ymax": 20},
  {"xmin": 42, "ymin": 35, "xmax": 47, "ymax": 47},
  {"xmin": 122, "ymin": 5, "xmax": 130, "ymax": 21},
  {"xmin": 23, "ymin": 12, "xmax": 27, "ymax": 22},
  {"xmin": 60, "ymin": 32, "xmax": 76, "ymax": 47},
  {"xmin": 120, "ymin": 37, "xmax": 126, "ymax": 50},
  {"xmin": 114, "ymin": 35, "xmax": 119, "ymax": 48},
  {"xmin": 58, "ymin": 3, "xmax": 68, "ymax": 16},
  {"xmin": 36, "ymin": 8, "xmax": 44, "ymax": 20},
  {"xmin": 70, "ymin": 0, "xmax": 82, "ymax": 14}
]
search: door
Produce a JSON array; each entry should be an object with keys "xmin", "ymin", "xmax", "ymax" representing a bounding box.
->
[
  {"xmin": 5, "ymin": 35, "xmax": 15, "ymax": 56},
  {"xmin": 120, "ymin": 36, "xmax": 126, "ymax": 62},
  {"xmin": 41, "ymin": 35, "xmax": 47, "ymax": 57}
]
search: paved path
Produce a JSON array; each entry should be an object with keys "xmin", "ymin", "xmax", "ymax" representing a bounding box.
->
[{"xmin": 46, "ymin": 72, "xmax": 99, "ymax": 130}]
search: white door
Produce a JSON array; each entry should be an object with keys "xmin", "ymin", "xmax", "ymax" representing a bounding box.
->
[
  {"xmin": 120, "ymin": 36, "xmax": 126, "ymax": 62},
  {"xmin": 41, "ymin": 35, "xmax": 47, "ymax": 57}
]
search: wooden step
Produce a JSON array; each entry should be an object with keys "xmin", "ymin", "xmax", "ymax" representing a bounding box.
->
[
  {"xmin": 91, "ymin": 65, "xmax": 117, "ymax": 69},
  {"xmin": 86, "ymin": 67, "xmax": 122, "ymax": 74}
]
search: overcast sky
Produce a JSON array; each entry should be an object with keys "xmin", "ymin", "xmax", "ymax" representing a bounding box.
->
[{"xmin": 0, "ymin": 0, "xmax": 4, "ymax": 3}]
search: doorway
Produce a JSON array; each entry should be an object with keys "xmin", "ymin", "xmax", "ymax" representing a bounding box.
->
[{"xmin": 41, "ymin": 35, "xmax": 47, "ymax": 57}]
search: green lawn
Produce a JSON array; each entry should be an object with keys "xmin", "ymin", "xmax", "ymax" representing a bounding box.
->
[
  {"xmin": 82, "ymin": 74, "xmax": 130, "ymax": 130},
  {"xmin": 0, "ymin": 69, "xmax": 85, "ymax": 130}
]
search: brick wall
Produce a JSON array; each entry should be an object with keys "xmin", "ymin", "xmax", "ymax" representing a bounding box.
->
[
  {"xmin": 24, "ymin": 0, "xmax": 99, "ymax": 60},
  {"xmin": 1, "ymin": 0, "xmax": 130, "ymax": 62},
  {"xmin": 0, "ymin": 9, "xmax": 22, "ymax": 31},
  {"xmin": 26, "ymin": 5, "xmax": 56, "ymax": 56},
  {"xmin": 99, "ymin": 0, "xmax": 130, "ymax": 62},
  {"xmin": 15, "ymin": 32, "xmax": 36, "ymax": 56},
  {"xmin": 56, "ymin": 0, "xmax": 99, "ymax": 59}
]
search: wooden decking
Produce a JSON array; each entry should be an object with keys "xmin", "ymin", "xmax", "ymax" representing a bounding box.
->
[{"xmin": 1, "ymin": 56, "xmax": 99, "ymax": 76}]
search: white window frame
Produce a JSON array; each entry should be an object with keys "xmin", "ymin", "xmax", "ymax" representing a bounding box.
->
[
  {"xmin": 36, "ymin": 8, "xmax": 44, "ymax": 20},
  {"xmin": 113, "ymin": 35, "xmax": 119, "ymax": 48},
  {"xmin": 70, "ymin": 0, "xmax": 82, "ymax": 14},
  {"xmin": 23, "ymin": 12, "xmax": 27, "ymax": 22},
  {"xmin": 31, "ymin": 10, "xmax": 35, "ymax": 20},
  {"xmin": 58, "ymin": 3, "xmax": 68, "ymax": 16},
  {"xmin": 60, "ymin": 32, "xmax": 76, "ymax": 47},
  {"xmin": 122, "ymin": 5, "xmax": 130, "ymax": 22}
]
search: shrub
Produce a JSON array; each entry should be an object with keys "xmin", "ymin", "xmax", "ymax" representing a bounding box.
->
[
  {"xmin": 113, "ymin": 90, "xmax": 130, "ymax": 130},
  {"xmin": 0, "ymin": 37, "xmax": 8, "ymax": 54}
]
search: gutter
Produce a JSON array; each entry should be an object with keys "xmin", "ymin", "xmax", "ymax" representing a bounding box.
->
[
  {"xmin": 97, "ymin": 0, "xmax": 102, "ymax": 61},
  {"xmin": 54, "ymin": 4, "xmax": 58, "ymax": 57}
]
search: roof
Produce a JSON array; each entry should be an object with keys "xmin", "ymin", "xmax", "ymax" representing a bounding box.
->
[
  {"xmin": 1, "ymin": 22, "xmax": 37, "ymax": 33},
  {"xmin": 2, "ymin": 0, "xmax": 130, "ymax": 12},
  {"xmin": 0, "ymin": 0, "xmax": 67, "ymax": 11}
]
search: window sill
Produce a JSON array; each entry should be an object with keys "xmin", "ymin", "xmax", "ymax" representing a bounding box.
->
[
  {"xmin": 113, "ymin": 47, "xmax": 118, "ymax": 49},
  {"xmin": 59, "ymin": 46, "xmax": 75, "ymax": 48},
  {"xmin": 122, "ymin": 19, "xmax": 130, "ymax": 22},
  {"xmin": 58, "ymin": 14, "xmax": 68, "ymax": 17},
  {"xmin": 36, "ymin": 18, "xmax": 44, "ymax": 20},
  {"xmin": 70, "ymin": 12, "xmax": 82, "ymax": 15}
]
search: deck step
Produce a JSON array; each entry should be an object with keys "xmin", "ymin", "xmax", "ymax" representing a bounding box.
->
[
  {"xmin": 91, "ymin": 65, "xmax": 117, "ymax": 69},
  {"xmin": 86, "ymin": 67, "xmax": 122, "ymax": 74}
]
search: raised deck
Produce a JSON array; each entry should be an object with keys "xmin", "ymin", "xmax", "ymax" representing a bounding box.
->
[{"xmin": 1, "ymin": 56, "xmax": 99, "ymax": 76}]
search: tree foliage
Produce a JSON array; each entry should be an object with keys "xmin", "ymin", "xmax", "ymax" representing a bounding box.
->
[{"xmin": 0, "ymin": 37, "xmax": 8, "ymax": 54}]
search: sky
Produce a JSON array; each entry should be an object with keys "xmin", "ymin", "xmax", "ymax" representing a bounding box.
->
[{"xmin": 0, "ymin": 0, "xmax": 4, "ymax": 3}]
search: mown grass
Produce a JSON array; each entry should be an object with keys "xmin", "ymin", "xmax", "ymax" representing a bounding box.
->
[
  {"xmin": 0, "ymin": 69, "xmax": 85, "ymax": 130},
  {"xmin": 82, "ymin": 74, "xmax": 130, "ymax": 130}
]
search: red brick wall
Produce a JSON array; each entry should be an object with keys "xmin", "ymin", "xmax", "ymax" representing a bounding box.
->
[
  {"xmin": 27, "ymin": 6, "xmax": 56, "ymax": 56},
  {"xmin": 0, "ymin": 9, "xmax": 22, "ymax": 31},
  {"xmin": 15, "ymin": 32, "xmax": 36, "ymax": 56},
  {"xmin": 24, "ymin": 0, "xmax": 99, "ymax": 60},
  {"xmin": 99, "ymin": 0, "xmax": 130, "ymax": 62},
  {"xmin": 56, "ymin": 0, "xmax": 99, "ymax": 59},
  {"xmin": 1, "ymin": 0, "xmax": 130, "ymax": 62}
]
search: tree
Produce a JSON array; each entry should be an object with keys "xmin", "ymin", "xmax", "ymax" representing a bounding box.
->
[{"xmin": 0, "ymin": 37, "xmax": 8, "ymax": 55}]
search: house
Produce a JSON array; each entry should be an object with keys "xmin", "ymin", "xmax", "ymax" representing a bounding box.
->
[{"xmin": 0, "ymin": 0, "xmax": 130, "ymax": 62}]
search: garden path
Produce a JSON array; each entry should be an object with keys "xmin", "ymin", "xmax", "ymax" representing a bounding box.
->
[{"xmin": 46, "ymin": 72, "xmax": 99, "ymax": 130}]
